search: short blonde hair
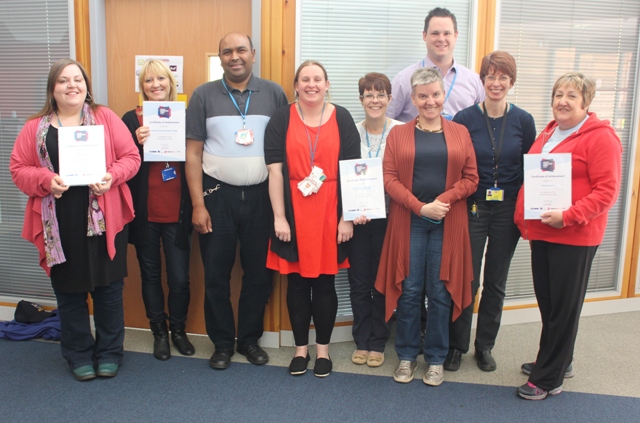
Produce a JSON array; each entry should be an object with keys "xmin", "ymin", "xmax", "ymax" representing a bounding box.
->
[
  {"xmin": 138, "ymin": 59, "xmax": 177, "ymax": 102},
  {"xmin": 551, "ymin": 72, "xmax": 595, "ymax": 109}
]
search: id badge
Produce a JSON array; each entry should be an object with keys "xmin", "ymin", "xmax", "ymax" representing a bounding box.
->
[
  {"xmin": 235, "ymin": 129, "xmax": 254, "ymax": 146},
  {"xmin": 486, "ymin": 188, "xmax": 504, "ymax": 201},
  {"xmin": 297, "ymin": 177, "xmax": 317, "ymax": 196},
  {"xmin": 161, "ymin": 166, "xmax": 177, "ymax": 182}
]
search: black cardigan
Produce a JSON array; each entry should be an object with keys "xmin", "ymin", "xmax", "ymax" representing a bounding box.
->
[
  {"xmin": 122, "ymin": 108, "xmax": 193, "ymax": 249},
  {"xmin": 264, "ymin": 103, "xmax": 361, "ymax": 263}
]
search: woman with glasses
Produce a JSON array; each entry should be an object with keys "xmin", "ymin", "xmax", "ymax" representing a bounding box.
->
[
  {"xmin": 445, "ymin": 51, "xmax": 536, "ymax": 373},
  {"xmin": 348, "ymin": 73, "xmax": 400, "ymax": 368},
  {"xmin": 375, "ymin": 68, "xmax": 478, "ymax": 387}
]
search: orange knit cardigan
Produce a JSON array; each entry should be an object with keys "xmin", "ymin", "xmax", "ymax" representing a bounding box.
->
[{"xmin": 374, "ymin": 117, "xmax": 478, "ymax": 322}]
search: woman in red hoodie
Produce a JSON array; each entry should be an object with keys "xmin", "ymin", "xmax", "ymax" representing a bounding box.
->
[{"xmin": 514, "ymin": 73, "xmax": 622, "ymax": 400}]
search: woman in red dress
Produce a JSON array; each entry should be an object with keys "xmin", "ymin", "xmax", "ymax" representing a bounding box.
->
[{"xmin": 264, "ymin": 60, "xmax": 360, "ymax": 377}]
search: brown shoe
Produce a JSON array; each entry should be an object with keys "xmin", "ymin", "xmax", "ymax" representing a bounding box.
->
[
  {"xmin": 367, "ymin": 352, "xmax": 385, "ymax": 367},
  {"xmin": 351, "ymin": 350, "xmax": 368, "ymax": 365}
]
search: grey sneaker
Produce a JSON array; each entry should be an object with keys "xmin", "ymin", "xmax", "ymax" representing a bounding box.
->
[
  {"xmin": 423, "ymin": 364, "xmax": 444, "ymax": 386},
  {"xmin": 393, "ymin": 360, "xmax": 417, "ymax": 383},
  {"xmin": 521, "ymin": 362, "xmax": 574, "ymax": 378}
]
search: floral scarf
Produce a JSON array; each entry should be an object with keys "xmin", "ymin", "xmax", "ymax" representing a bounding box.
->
[{"xmin": 36, "ymin": 102, "xmax": 106, "ymax": 267}]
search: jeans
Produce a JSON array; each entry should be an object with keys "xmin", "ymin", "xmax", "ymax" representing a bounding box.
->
[
  {"xmin": 395, "ymin": 215, "xmax": 451, "ymax": 364},
  {"xmin": 347, "ymin": 219, "xmax": 390, "ymax": 352},
  {"xmin": 135, "ymin": 222, "xmax": 191, "ymax": 328},
  {"xmin": 54, "ymin": 279, "xmax": 125, "ymax": 370},
  {"xmin": 200, "ymin": 175, "xmax": 273, "ymax": 350},
  {"xmin": 449, "ymin": 198, "xmax": 520, "ymax": 353}
]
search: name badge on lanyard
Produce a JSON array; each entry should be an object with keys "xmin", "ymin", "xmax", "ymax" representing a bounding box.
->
[{"xmin": 222, "ymin": 79, "xmax": 254, "ymax": 146}]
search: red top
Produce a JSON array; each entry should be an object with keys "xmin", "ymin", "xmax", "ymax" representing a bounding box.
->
[
  {"xmin": 267, "ymin": 106, "xmax": 349, "ymax": 277},
  {"xmin": 147, "ymin": 162, "xmax": 181, "ymax": 223}
]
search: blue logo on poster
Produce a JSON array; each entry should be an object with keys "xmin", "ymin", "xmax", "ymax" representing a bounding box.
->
[
  {"xmin": 158, "ymin": 106, "xmax": 171, "ymax": 118},
  {"xmin": 540, "ymin": 158, "xmax": 555, "ymax": 172},
  {"xmin": 74, "ymin": 130, "xmax": 88, "ymax": 141}
]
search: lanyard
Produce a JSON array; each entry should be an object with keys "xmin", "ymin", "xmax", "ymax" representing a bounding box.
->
[
  {"xmin": 421, "ymin": 60, "xmax": 457, "ymax": 105},
  {"xmin": 365, "ymin": 119, "xmax": 387, "ymax": 158},
  {"xmin": 298, "ymin": 101, "xmax": 326, "ymax": 171},
  {"xmin": 482, "ymin": 102, "xmax": 509, "ymax": 187},
  {"xmin": 221, "ymin": 79, "xmax": 251, "ymax": 129}
]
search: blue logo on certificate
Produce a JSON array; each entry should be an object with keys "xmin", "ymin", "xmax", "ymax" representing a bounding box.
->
[
  {"xmin": 157, "ymin": 106, "xmax": 172, "ymax": 118},
  {"xmin": 74, "ymin": 130, "xmax": 88, "ymax": 141},
  {"xmin": 354, "ymin": 163, "xmax": 368, "ymax": 175},
  {"xmin": 540, "ymin": 158, "xmax": 555, "ymax": 172}
]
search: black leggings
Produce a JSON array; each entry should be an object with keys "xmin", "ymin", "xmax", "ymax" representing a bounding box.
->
[{"xmin": 287, "ymin": 273, "xmax": 338, "ymax": 346}]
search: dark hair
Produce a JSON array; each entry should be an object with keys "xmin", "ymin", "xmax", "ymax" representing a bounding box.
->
[
  {"xmin": 424, "ymin": 7, "xmax": 457, "ymax": 33},
  {"xmin": 480, "ymin": 51, "xmax": 517, "ymax": 84},
  {"xmin": 358, "ymin": 72, "xmax": 392, "ymax": 96},
  {"xmin": 31, "ymin": 58, "xmax": 96, "ymax": 120},
  {"xmin": 218, "ymin": 33, "xmax": 254, "ymax": 53}
]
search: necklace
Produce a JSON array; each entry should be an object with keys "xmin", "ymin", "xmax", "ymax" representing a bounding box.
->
[{"xmin": 416, "ymin": 117, "xmax": 442, "ymax": 133}]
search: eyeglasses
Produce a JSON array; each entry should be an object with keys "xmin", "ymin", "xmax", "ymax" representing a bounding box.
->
[
  {"xmin": 360, "ymin": 93, "xmax": 389, "ymax": 101},
  {"xmin": 485, "ymin": 75, "xmax": 511, "ymax": 83}
]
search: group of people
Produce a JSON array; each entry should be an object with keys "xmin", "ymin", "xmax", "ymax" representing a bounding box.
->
[{"xmin": 9, "ymin": 6, "xmax": 621, "ymax": 402}]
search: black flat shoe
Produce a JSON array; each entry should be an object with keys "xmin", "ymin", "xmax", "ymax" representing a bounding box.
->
[
  {"xmin": 444, "ymin": 348, "xmax": 462, "ymax": 371},
  {"xmin": 209, "ymin": 349, "xmax": 234, "ymax": 370},
  {"xmin": 288, "ymin": 354, "xmax": 311, "ymax": 375},
  {"xmin": 475, "ymin": 349, "xmax": 497, "ymax": 372},
  {"xmin": 171, "ymin": 330, "xmax": 195, "ymax": 356},
  {"xmin": 237, "ymin": 344, "xmax": 269, "ymax": 365},
  {"xmin": 314, "ymin": 357, "xmax": 332, "ymax": 378}
]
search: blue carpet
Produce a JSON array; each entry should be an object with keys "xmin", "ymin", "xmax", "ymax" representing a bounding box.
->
[{"xmin": 1, "ymin": 339, "xmax": 638, "ymax": 422}]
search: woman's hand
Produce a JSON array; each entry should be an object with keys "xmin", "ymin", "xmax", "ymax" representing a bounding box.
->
[
  {"xmin": 540, "ymin": 211, "xmax": 564, "ymax": 228},
  {"xmin": 275, "ymin": 217, "xmax": 291, "ymax": 242},
  {"xmin": 89, "ymin": 173, "xmax": 112, "ymax": 196},
  {"xmin": 420, "ymin": 199, "xmax": 450, "ymax": 221},
  {"xmin": 192, "ymin": 204, "xmax": 212, "ymax": 234},
  {"xmin": 50, "ymin": 175, "xmax": 69, "ymax": 199},
  {"xmin": 337, "ymin": 217, "xmax": 354, "ymax": 244},
  {"xmin": 136, "ymin": 125, "xmax": 151, "ymax": 144},
  {"xmin": 352, "ymin": 215, "xmax": 370, "ymax": 225}
]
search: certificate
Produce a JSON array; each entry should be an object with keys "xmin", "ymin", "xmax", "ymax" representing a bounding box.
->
[
  {"xmin": 142, "ymin": 101, "xmax": 186, "ymax": 161},
  {"xmin": 339, "ymin": 157, "xmax": 386, "ymax": 221},
  {"xmin": 58, "ymin": 125, "xmax": 106, "ymax": 186},
  {"xmin": 523, "ymin": 153, "xmax": 572, "ymax": 219}
]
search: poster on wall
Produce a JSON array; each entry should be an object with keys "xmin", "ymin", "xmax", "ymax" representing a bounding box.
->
[{"xmin": 135, "ymin": 55, "xmax": 184, "ymax": 93}]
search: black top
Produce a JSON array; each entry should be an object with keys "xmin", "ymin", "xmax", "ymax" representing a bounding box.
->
[
  {"xmin": 412, "ymin": 130, "xmax": 448, "ymax": 203},
  {"xmin": 453, "ymin": 103, "xmax": 536, "ymax": 199},
  {"xmin": 121, "ymin": 109, "xmax": 192, "ymax": 249},
  {"xmin": 47, "ymin": 127, "xmax": 128, "ymax": 293}
]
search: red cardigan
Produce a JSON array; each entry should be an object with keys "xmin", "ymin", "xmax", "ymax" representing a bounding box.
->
[
  {"xmin": 514, "ymin": 112, "xmax": 622, "ymax": 246},
  {"xmin": 10, "ymin": 106, "xmax": 140, "ymax": 275},
  {"xmin": 374, "ymin": 117, "xmax": 478, "ymax": 322}
]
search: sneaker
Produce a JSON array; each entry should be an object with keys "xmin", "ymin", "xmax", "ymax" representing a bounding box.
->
[
  {"xmin": 521, "ymin": 362, "xmax": 574, "ymax": 378},
  {"xmin": 516, "ymin": 382, "xmax": 562, "ymax": 400},
  {"xmin": 423, "ymin": 364, "xmax": 444, "ymax": 386},
  {"xmin": 393, "ymin": 360, "xmax": 417, "ymax": 383}
]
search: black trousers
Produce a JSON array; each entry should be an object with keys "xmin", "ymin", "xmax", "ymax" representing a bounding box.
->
[
  {"xmin": 528, "ymin": 241, "xmax": 597, "ymax": 391},
  {"xmin": 200, "ymin": 175, "xmax": 273, "ymax": 350},
  {"xmin": 347, "ymin": 219, "xmax": 390, "ymax": 353},
  {"xmin": 449, "ymin": 198, "xmax": 520, "ymax": 353}
]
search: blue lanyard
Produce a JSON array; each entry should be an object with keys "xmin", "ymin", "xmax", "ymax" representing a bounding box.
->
[
  {"xmin": 421, "ymin": 60, "xmax": 457, "ymax": 106},
  {"xmin": 221, "ymin": 79, "xmax": 251, "ymax": 129},
  {"xmin": 365, "ymin": 119, "xmax": 387, "ymax": 158},
  {"xmin": 298, "ymin": 102, "xmax": 326, "ymax": 171}
]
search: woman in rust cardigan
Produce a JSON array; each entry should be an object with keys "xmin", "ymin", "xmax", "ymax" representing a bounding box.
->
[{"xmin": 375, "ymin": 68, "xmax": 478, "ymax": 387}]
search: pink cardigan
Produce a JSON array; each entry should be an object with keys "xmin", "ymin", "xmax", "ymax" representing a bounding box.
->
[{"xmin": 10, "ymin": 106, "xmax": 140, "ymax": 275}]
